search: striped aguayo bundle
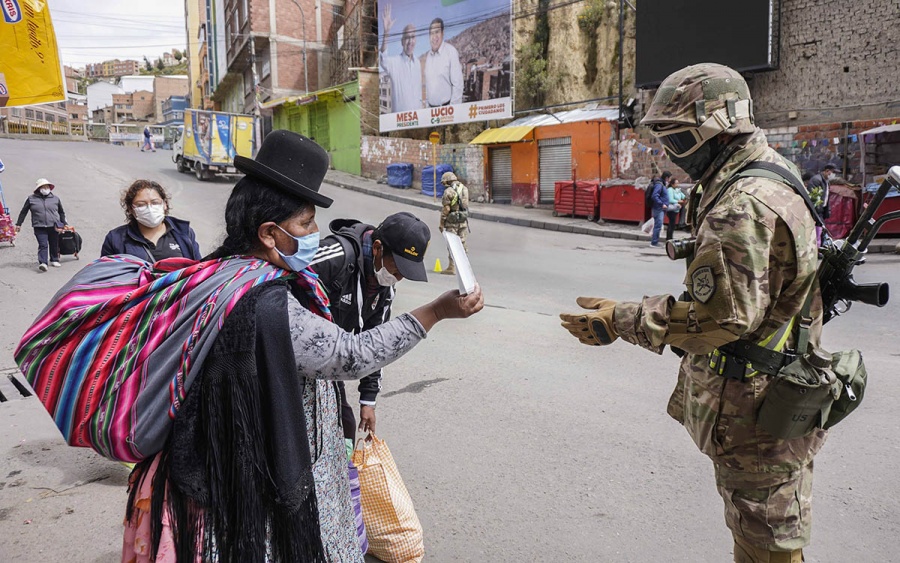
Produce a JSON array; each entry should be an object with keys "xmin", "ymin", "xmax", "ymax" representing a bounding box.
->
[{"xmin": 14, "ymin": 255, "xmax": 301, "ymax": 462}]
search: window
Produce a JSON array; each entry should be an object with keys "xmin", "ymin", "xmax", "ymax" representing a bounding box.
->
[
  {"xmin": 46, "ymin": 115, "xmax": 55, "ymax": 123},
  {"xmin": 11, "ymin": 108, "xmax": 20, "ymax": 117},
  {"xmin": 35, "ymin": 111, "xmax": 43, "ymax": 120}
]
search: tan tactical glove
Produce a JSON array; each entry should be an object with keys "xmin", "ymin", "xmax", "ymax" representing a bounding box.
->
[{"xmin": 559, "ymin": 297, "xmax": 619, "ymax": 346}]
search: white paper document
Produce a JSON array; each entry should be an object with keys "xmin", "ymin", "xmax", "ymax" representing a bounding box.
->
[{"xmin": 442, "ymin": 232, "xmax": 477, "ymax": 294}]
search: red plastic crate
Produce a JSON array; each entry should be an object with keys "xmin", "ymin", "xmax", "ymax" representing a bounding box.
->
[{"xmin": 553, "ymin": 181, "xmax": 599, "ymax": 221}]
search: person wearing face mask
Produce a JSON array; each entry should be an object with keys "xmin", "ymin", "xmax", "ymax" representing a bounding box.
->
[
  {"xmin": 561, "ymin": 64, "xmax": 826, "ymax": 563},
  {"xmin": 88, "ymin": 130, "xmax": 482, "ymax": 562},
  {"xmin": 101, "ymin": 179, "xmax": 201, "ymax": 261},
  {"xmin": 15, "ymin": 178, "xmax": 67, "ymax": 272},
  {"xmin": 311, "ymin": 211, "xmax": 431, "ymax": 442}
]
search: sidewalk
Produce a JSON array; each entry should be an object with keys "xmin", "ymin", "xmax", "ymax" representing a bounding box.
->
[
  {"xmin": 324, "ymin": 170, "xmax": 900, "ymax": 253},
  {"xmin": 325, "ymin": 170, "xmax": 654, "ymax": 242}
]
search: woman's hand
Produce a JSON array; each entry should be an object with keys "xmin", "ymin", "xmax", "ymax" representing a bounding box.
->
[{"xmin": 411, "ymin": 285, "xmax": 484, "ymax": 331}]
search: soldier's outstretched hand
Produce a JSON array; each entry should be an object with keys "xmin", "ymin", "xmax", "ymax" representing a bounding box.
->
[{"xmin": 560, "ymin": 297, "xmax": 619, "ymax": 346}]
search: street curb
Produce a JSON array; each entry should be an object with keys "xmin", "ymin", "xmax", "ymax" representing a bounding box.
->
[{"xmin": 323, "ymin": 177, "xmax": 900, "ymax": 254}]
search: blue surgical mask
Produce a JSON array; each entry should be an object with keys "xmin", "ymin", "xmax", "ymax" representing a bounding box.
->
[{"xmin": 275, "ymin": 225, "xmax": 320, "ymax": 272}]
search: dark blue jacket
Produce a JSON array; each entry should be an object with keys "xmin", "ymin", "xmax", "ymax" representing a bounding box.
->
[
  {"xmin": 101, "ymin": 216, "xmax": 201, "ymax": 261},
  {"xmin": 650, "ymin": 180, "xmax": 669, "ymax": 211}
]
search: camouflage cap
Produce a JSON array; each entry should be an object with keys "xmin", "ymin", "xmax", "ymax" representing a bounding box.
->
[
  {"xmin": 641, "ymin": 63, "xmax": 754, "ymax": 134},
  {"xmin": 441, "ymin": 171, "xmax": 458, "ymax": 184}
]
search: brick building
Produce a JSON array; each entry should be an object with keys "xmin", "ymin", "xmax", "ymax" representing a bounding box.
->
[
  {"xmin": 153, "ymin": 76, "xmax": 190, "ymax": 122},
  {"xmin": 85, "ymin": 59, "xmax": 141, "ymax": 79},
  {"xmin": 207, "ymin": 0, "xmax": 342, "ymax": 114},
  {"xmin": 616, "ymin": 0, "xmax": 900, "ymax": 186},
  {"xmin": 112, "ymin": 90, "xmax": 155, "ymax": 122}
]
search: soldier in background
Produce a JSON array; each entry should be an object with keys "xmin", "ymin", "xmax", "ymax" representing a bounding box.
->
[
  {"xmin": 561, "ymin": 63, "xmax": 824, "ymax": 563},
  {"xmin": 438, "ymin": 171, "xmax": 469, "ymax": 275}
]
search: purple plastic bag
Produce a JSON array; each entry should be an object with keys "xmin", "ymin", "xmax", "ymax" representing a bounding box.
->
[{"xmin": 348, "ymin": 460, "xmax": 369, "ymax": 554}]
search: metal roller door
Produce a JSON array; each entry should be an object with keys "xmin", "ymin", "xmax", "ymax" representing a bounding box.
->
[
  {"xmin": 538, "ymin": 137, "xmax": 572, "ymax": 204},
  {"xmin": 489, "ymin": 146, "xmax": 512, "ymax": 203}
]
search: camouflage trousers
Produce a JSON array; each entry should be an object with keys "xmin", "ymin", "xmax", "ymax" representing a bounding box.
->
[
  {"xmin": 668, "ymin": 353, "xmax": 827, "ymax": 551},
  {"xmin": 444, "ymin": 222, "xmax": 468, "ymax": 268}
]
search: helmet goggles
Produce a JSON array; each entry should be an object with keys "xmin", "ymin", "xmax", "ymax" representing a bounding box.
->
[{"xmin": 648, "ymin": 98, "xmax": 752, "ymax": 158}]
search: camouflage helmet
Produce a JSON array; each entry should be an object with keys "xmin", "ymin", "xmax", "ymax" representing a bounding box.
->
[
  {"xmin": 441, "ymin": 171, "xmax": 458, "ymax": 184},
  {"xmin": 641, "ymin": 63, "xmax": 755, "ymax": 156}
]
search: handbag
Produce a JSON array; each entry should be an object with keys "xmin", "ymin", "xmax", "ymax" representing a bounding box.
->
[{"xmin": 352, "ymin": 435, "xmax": 425, "ymax": 563}]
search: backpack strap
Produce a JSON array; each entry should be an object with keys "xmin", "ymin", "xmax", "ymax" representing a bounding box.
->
[{"xmin": 732, "ymin": 161, "xmax": 825, "ymax": 227}]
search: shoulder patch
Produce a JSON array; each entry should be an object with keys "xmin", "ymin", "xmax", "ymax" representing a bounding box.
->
[{"xmin": 691, "ymin": 265, "xmax": 716, "ymax": 304}]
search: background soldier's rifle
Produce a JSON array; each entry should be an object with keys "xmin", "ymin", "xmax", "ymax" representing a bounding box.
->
[{"xmin": 819, "ymin": 165, "xmax": 900, "ymax": 323}]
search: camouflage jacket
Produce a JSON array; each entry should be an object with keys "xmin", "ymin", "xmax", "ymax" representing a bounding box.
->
[
  {"xmin": 440, "ymin": 181, "xmax": 469, "ymax": 226},
  {"xmin": 612, "ymin": 129, "xmax": 824, "ymax": 471}
]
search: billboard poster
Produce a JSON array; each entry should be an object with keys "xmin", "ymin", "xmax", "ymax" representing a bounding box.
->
[{"xmin": 378, "ymin": 0, "xmax": 512, "ymax": 132}]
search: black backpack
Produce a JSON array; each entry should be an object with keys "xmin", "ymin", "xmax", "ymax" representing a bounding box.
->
[{"xmin": 645, "ymin": 179, "xmax": 660, "ymax": 207}]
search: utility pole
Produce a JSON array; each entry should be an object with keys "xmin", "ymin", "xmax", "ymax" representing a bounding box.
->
[
  {"xmin": 249, "ymin": 39, "xmax": 263, "ymax": 152},
  {"xmin": 289, "ymin": 0, "xmax": 310, "ymax": 94},
  {"xmin": 616, "ymin": 0, "xmax": 624, "ymax": 178}
]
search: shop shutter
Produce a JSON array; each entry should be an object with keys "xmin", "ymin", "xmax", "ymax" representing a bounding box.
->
[
  {"xmin": 538, "ymin": 137, "xmax": 572, "ymax": 204},
  {"xmin": 489, "ymin": 146, "xmax": 512, "ymax": 203}
]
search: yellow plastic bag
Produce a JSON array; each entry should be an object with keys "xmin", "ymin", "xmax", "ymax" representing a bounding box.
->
[
  {"xmin": 352, "ymin": 435, "xmax": 424, "ymax": 563},
  {"xmin": 0, "ymin": 0, "xmax": 65, "ymax": 107}
]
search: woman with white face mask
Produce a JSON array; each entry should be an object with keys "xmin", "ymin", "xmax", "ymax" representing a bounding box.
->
[
  {"xmin": 101, "ymin": 179, "xmax": 201, "ymax": 261},
  {"xmin": 15, "ymin": 178, "xmax": 67, "ymax": 272}
]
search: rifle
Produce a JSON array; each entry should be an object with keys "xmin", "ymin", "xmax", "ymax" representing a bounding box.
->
[{"xmin": 819, "ymin": 165, "xmax": 900, "ymax": 323}]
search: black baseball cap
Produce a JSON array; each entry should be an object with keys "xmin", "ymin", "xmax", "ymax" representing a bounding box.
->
[{"xmin": 376, "ymin": 212, "xmax": 431, "ymax": 282}]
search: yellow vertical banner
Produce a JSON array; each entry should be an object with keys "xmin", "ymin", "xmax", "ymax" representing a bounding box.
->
[{"xmin": 0, "ymin": 0, "xmax": 65, "ymax": 107}]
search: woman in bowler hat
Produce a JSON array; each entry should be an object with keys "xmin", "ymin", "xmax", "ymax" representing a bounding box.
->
[{"xmin": 122, "ymin": 131, "xmax": 483, "ymax": 562}]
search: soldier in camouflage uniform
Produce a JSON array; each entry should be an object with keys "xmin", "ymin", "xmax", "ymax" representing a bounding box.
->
[
  {"xmin": 439, "ymin": 171, "xmax": 469, "ymax": 275},
  {"xmin": 560, "ymin": 63, "xmax": 825, "ymax": 563}
]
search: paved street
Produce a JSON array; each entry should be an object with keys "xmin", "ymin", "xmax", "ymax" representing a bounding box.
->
[{"xmin": 1, "ymin": 138, "xmax": 899, "ymax": 562}]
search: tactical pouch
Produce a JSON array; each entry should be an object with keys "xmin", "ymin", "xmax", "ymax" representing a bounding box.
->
[
  {"xmin": 822, "ymin": 349, "xmax": 866, "ymax": 430},
  {"xmin": 757, "ymin": 355, "xmax": 834, "ymax": 439},
  {"xmin": 758, "ymin": 349, "xmax": 867, "ymax": 439},
  {"xmin": 447, "ymin": 210, "xmax": 468, "ymax": 223}
]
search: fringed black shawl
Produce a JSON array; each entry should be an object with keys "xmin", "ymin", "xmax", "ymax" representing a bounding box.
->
[{"xmin": 127, "ymin": 281, "xmax": 327, "ymax": 562}]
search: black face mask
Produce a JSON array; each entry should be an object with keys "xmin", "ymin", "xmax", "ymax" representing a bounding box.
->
[{"xmin": 668, "ymin": 138, "xmax": 723, "ymax": 181}]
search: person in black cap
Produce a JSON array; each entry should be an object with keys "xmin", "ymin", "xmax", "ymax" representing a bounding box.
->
[
  {"xmin": 122, "ymin": 130, "xmax": 482, "ymax": 562},
  {"xmin": 311, "ymin": 211, "xmax": 431, "ymax": 443}
]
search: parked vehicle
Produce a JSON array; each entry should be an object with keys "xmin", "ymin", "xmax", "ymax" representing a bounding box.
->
[{"xmin": 172, "ymin": 109, "xmax": 255, "ymax": 181}]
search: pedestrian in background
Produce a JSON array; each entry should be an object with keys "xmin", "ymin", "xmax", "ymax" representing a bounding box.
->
[
  {"xmin": 807, "ymin": 163, "xmax": 835, "ymax": 244},
  {"xmin": 101, "ymin": 179, "xmax": 201, "ymax": 261},
  {"xmin": 665, "ymin": 176, "xmax": 686, "ymax": 241},
  {"xmin": 141, "ymin": 126, "xmax": 156, "ymax": 152},
  {"xmin": 648, "ymin": 170, "xmax": 671, "ymax": 247},
  {"xmin": 15, "ymin": 178, "xmax": 66, "ymax": 272},
  {"xmin": 438, "ymin": 171, "xmax": 469, "ymax": 275}
]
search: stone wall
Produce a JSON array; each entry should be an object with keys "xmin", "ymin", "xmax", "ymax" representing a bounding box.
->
[
  {"xmin": 750, "ymin": 0, "xmax": 900, "ymax": 127},
  {"xmin": 360, "ymin": 135, "xmax": 485, "ymax": 198}
]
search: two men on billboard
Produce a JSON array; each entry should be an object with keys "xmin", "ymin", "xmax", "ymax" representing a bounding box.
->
[
  {"xmin": 424, "ymin": 18, "xmax": 463, "ymax": 107},
  {"xmin": 380, "ymin": 4, "xmax": 422, "ymax": 113}
]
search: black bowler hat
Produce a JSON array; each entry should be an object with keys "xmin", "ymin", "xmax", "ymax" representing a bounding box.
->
[
  {"xmin": 376, "ymin": 212, "xmax": 431, "ymax": 282},
  {"xmin": 234, "ymin": 130, "xmax": 333, "ymax": 208}
]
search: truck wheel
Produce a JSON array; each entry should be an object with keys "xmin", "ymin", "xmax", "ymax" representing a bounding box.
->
[
  {"xmin": 176, "ymin": 157, "xmax": 187, "ymax": 173},
  {"xmin": 195, "ymin": 163, "xmax": 207, "ymax": 181}
]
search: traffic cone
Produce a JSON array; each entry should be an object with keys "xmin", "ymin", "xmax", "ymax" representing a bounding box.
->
[{"xmin": 434, "ymin": 258, "xmax": 443, "ymax": 273}]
